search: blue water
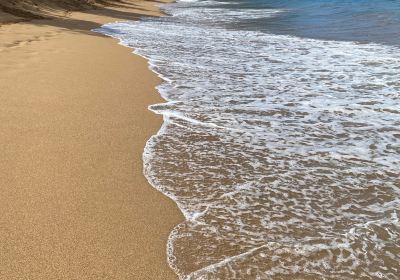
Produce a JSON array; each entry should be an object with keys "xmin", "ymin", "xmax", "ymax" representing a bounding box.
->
[
  {"xmin": 98, "ymin": 0, "xmax": 399, "ymax": 279},
  {"xmin": 212, "ymin": 0, "xmax": 400, "ymax": 45}
]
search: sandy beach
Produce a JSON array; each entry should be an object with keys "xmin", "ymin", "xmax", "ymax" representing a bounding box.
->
[{"xmin": 0, "ymin": 1, "xmax": 182, "ymax": 279}]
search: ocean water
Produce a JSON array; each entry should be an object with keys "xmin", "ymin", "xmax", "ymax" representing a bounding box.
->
[{"xmin": 96, "ymin": 0, "xmax": 400, "ymax": 279}]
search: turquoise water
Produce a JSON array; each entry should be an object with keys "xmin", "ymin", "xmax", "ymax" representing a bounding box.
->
[{"xmin": 213, "ymin": 0, "xmax": 400, "ymax": 45}]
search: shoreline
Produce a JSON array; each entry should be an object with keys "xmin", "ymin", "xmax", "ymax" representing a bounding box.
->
[{"xmin": 0, "ymin": 1, "xmax": 182, "ymax": 279}]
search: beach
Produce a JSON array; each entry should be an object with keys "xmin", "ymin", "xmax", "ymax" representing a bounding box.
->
[
  {"xmin": 2, "ymin": 0, "xmax": 399, "ymax": 278},
  {"xmin": 0, "ymin": 1, "xmax": 182, "ymax": 279}
]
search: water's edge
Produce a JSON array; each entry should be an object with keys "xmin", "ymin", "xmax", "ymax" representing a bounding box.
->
[
  {"xmin": 93, "ymin": 11, "xmax": 187, "ymax": 280},
  {"xmin": 93, "ymin": 1, "xmax": 400, "ymax": 278}
]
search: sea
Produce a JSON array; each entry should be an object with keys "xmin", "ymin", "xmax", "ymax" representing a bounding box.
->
[{"xmin": 96, "ymin": 0, "xmax": 400, "ymax": 279}]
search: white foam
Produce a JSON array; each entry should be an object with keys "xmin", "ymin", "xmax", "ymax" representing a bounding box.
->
[{"xmin": 95, "ymin": 0, "xmax": 400, "ymax": 279}]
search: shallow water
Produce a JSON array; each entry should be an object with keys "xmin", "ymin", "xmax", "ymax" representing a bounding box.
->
[
  {"xmin": 97, "ymin": 0, "xmax": 400, "ymax": 279},
  {"xmin": 209, "ymin": 0, "xmax": 400, "ymax": 46}
]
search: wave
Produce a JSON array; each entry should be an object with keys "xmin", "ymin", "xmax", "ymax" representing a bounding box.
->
[{"xmin": 95, "ymin": 0, "xmax": 400, "ymax": 279}]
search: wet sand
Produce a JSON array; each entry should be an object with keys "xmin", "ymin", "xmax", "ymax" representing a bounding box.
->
[{"xmin": 0, "ymin": 1, "xmax": 182, "ymax": 279}]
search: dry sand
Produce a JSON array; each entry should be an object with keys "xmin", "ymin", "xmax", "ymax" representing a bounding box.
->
[{"xmin": 0, "ymin": 1, "xmax": 182, "ymax": 279}]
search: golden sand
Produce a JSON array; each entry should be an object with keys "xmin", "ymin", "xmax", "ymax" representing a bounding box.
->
[{"xmin": 0, "ymin": 1, "xmax": 182, "ymax": 279}]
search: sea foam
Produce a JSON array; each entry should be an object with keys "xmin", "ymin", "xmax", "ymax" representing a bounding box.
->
[{"xmin": 96, "ymin": 0, "xmax": 400, "ymax": 278}]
